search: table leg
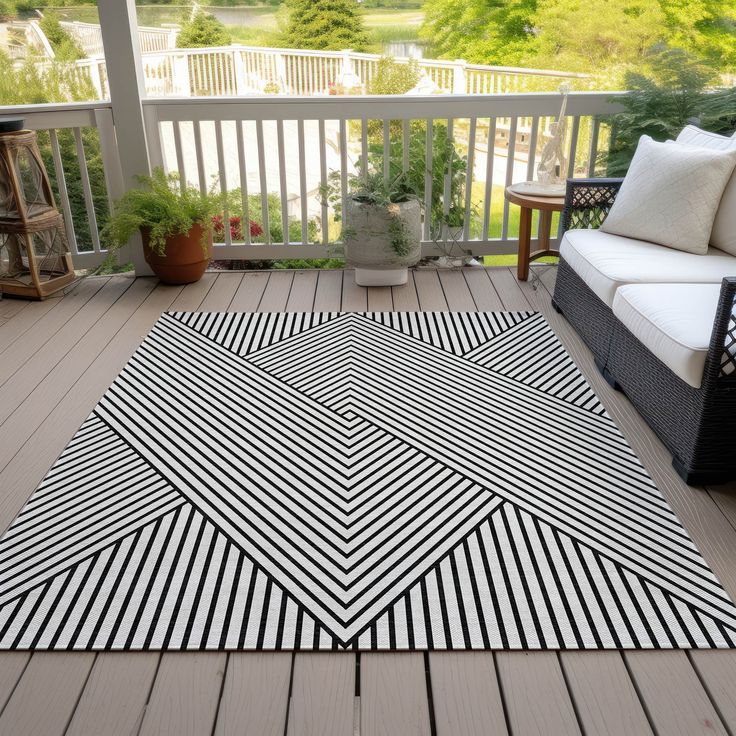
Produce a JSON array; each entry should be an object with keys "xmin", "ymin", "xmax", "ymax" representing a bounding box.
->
[
  {"xmin": 517, "ymin": 206, "xmax": 532, "ymax": 281},
  {"xmin": 539, "ymin": 209, "xmax": 553, "ymax": 252}
]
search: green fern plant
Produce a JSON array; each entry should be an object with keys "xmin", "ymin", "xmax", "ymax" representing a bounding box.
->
[{"xmin": 103, "ymin": 168, "xmax": 225, "ymax": 257}]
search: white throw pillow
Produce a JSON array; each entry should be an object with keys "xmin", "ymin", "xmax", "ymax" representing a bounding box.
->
[
  {"xmin": 675, "ymin": 125, "xmax": 736, "ymax": 256},
  {"xmin": 600, "ymin": 135, "xmax": 736, "ymax": 255}
]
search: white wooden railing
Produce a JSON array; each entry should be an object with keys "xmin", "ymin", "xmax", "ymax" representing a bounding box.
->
[
  {"xmin": 11, "ymin": 102, "xmax": 125, "ymax": 269},
  {"xmin": 142, "ymin": 92, "xmax": 625, "ymax": 261},
  {"xmin": 59, "ymin": 20, "xmax": 177, "ymax": 57},
  {"xmin": 5, "ymin": 93, "xmax": 624, "ymax": 268},
  {"xmin": 80, "ymin": 46, "xmax": 590, "ymax": 99}
]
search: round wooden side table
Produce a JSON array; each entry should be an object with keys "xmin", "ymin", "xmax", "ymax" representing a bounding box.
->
[{"xmin": 504, "ymin": 187, "xmax": 565, "ymax": 281}]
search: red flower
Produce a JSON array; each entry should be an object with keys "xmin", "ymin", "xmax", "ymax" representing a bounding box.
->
[{"xmin": 213, "ymin": 215, "xmax": 264, "ymax": 240}]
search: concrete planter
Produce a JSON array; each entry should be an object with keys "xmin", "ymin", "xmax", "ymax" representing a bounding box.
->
[{"xmin": 344, "ymin": 198, "xmax": 421, "ymax": 287}]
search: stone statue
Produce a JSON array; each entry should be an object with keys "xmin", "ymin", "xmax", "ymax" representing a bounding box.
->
[{"xmin": 537, "ymin": 83, "xmax": 570, "ymax": 186}]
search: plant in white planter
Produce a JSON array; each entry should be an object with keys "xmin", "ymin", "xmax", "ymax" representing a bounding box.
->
[{"xmin": 322, "ymin": 170, "xmax": 422, "ymax": 286}]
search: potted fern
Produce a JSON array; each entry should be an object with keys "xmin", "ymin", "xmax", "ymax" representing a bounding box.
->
[
  {"xmin": 322, "ymin": 170, "xmax": 422, "ymax": 286},
  {"xmin": 104, "ymin": 169, "xmax": 223, "ymax": 284}
]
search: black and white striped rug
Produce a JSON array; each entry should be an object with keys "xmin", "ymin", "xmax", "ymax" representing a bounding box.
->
[{"xmin": 1, "ymin": 311, "xmax": 735, "ymax": 651}]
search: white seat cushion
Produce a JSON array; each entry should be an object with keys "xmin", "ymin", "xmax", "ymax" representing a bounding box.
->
[
  {"xmin": 560, "ymin": 228, "xmax": 736, "ymax": 307},
  {"xmin": 675, "ymin": 125, "xmax": 736, "ymax": 257},
  {"xmin": 612, "ymin": 283, "xmax": 722, "ymax": 388}
]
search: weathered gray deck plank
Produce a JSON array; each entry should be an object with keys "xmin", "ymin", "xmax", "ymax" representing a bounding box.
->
[
  {"xmin": 391, "ymin": 274, "xmax": 420, "ymax": 310},
  {"xmin": 413, "ymin": 269, "xmax": 447, "ymax": 310},
  {"xmin": 625, "ymin": 651, "xmax": 727, "ymax": 735},
  {"xmin": 313, "ymin": 270, "xmax": 344, "ymax": 311},
  {"xmin": 0, "ymin": 652, "xmax": 95, "ymax": 736},
  {"xmin": 496, "ymin": 652, "xmax": 582, "ymax": 735},
  {"xmin": 0, "ymin": 652, "xmax": 29, "ymax": 713},
  {"xmin": 367, "ymin": 286, "xmax": 393, "ymax": 312},
  {"xmin": 437, "ymin": 269, "xmax": 476, "ymax": 311},
  {"xmin": 689, "ymin": 650, "xmax": 736, "ymax": 732},
  {"xmin": 463, "ymin": 268, "xmax": 504, "ymax": 311},
  {"xmin": 229, "ymin": 271, "xmax": 269, "ymax": 311},
  {"xmin": 429, "ymin": 652, "xmax": 508, "ymax": 736},
  {"xmin": 361, "ymin": 653, "xmax": 432, "ymax": 736},
  {"xmin": 560, "ymin": 652, "xmax": 653, "ymax": 736},
  {"xmin": 66, "ymin": 652, "xmax": 159, "ymax": 736},
  {"xmin": 287, "ymin": 270, "xmax": 319, "ymax": 311},
  {"xmin": 341, "ymin": 270, "xmax": 368, "ymax": 311},
  {"xmin": 138, "ymin": 652, "xmax": 227, "ymax": 736},
  {"xmin": 287, "ymin": 653, "xmax": 355, "ymax": 736},
  {"xmin": 259, "ymin": 270, "xmax": 295, "ymax": 311},
  {"xmin": 215, "ymin": 653, "xmax": 291, "ymax": 736}
]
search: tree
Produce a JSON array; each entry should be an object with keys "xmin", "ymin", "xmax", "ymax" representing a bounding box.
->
[
  {"xmin": 532, "ymin": 0, "xmax": 665, "ymax": 78},
  {"xmin": 283, "ymin": 0, "xmax": 370, "ymax": 51},
  {"xmin": 420, "ymin": 0, "xmax": 537, "ymax": 65},
  {"xmin": 420, "ymin": 0, "xmax": 736, "ymax": 79},
  {"xmin": 39, "ymin": 10, "xmax": 85, "ymax": 61},
  {"xmin": 177, "ymin": 10, "xmax": 232, "ymax": 48},
  {"xmin": 605, "ymin": 48, "xmax": 736, "ymax": 176}
]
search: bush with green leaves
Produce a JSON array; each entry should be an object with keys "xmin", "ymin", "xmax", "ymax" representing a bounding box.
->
[
  {"xmin": 283, "ymin": 0, "xmax": 370, "ymax": 51},
  {"xmin": 368, "ymin": 56, "xmax": 421, "ymax": 95},
  {"xmin": 605, "ymin": 48, "xmax": 736, "ymax": 176},
  {"xmin": 177, "ymin": 10, "xmax": 232, "ymax": 49},
  {"xmin": 103, "ymin": 169, "xmax": 225, "ymax": 256},
  {"xmin": 39, "ymin": 11, "xmax": 85, "ymax": 61}
]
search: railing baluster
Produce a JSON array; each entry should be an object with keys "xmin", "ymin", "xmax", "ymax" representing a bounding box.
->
[
  {"xmin": 49, "ymin": 129, "xmax": 78, "ymax": 254},
  {"xmin": 73, "ymin": 127, "xmax": 101, "ymax": 253},
  {"xmin": 298, "ymin": 119, "xmax": 308, "ymax": 245},
  {"xmin": 402, "ymin": 119, "xmax": 410, "ymax": 174},
  {"xmin": 215, "ymin": 119, "xmax": 231, "ymax": 247},
  {"xmin": 383, "ymin": 119, "xmax": 390, "ymax": 185},
  {"xmin": 567, "ymin": 115, "xmax": 581, "ymax": 178},
  {"xmin": 442, "ymin": 118, "xmax": 454, "ymax": 226},
  {"xmin": 277, "ymin": 119, "xmax": 290, "ymax": 246},
  {"xmin": 501, "ymin": 117, "xmax": 518, "ymax": 240},
  {"xmin": 340, "ymin": 118, "xmax": 349, "ymax": 232},
  {"xmin": 587, "ymin": 116, "xmax": 601, "ymax": 177},
  {"xmin": 193, "ymin": 120, "xmax": 207, "ymax": 194},
  {"xmin": 423, "ymin": 119, "xmax": 433, "ymax": 242},
  {"xmin": 236, "ymin": 120, "xmax": 251, "ymax": 245},
  {"xmin": 525, "ymin": 116, "xmax": 540, "ymax": 238},
  {"xmin": 256, "ymin": 119, "xmax": 270, "ymax": 244},
  {"xmin": 482, "ymin": 117, "xmax": 496, "ymax": 241},
  {"xmin": 361, "ymin": 118, "xmax": 368, "ymax": 181},
  {"xmin": 462, "ymin": 116, "xmax": 476, "ymax": 242},
  {"xmin": 173, "ymin": 120, "xmax": 186, "ymax": 192},
  {"xmin": 319, "ymin": 118, "xmax": 328, "ymax": 245}
]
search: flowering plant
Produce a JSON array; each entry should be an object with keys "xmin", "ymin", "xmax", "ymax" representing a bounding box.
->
[{"xmin": 212, "ymin": 214, "xmax": 264, "ymax": 241}]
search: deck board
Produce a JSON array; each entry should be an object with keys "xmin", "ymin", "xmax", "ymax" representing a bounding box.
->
[
  {"xmin": 287, "ymin": 653, "xmax": 355, "ymax": 736},
  {"xmin": 66, "ymin": 653, "xmax": 159, "ymax": 736},
  {"xmin": 138, "ymin": 653, "xmax": 227, "ymax": 736},
  {"xmin": 361, "ymin": 653, "xmax": 432, "ymax": 736},
  {"xmin": 215, "ymin": 653, "xmax": 291, "ymax": 736},
  {"xmin": 0, "ymin": 268, "xmax": 734, "ymax": 735},
  {"xmin": 496, "ymin": 652, "xmax": 582, "ymax": 735},
  {"xmin": 429, "ymin": 652, "xmax": 507, "ymax": 736}
]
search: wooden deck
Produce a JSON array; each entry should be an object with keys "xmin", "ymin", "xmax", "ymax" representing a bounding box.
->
[{"xmin": 0, "ymin": 265, "xmax": 735, "ymax": 736}]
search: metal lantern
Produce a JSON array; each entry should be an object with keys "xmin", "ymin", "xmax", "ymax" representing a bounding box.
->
[{"xmin": 0, "ymin": 119, "xmax": 75, "ymax": 299}]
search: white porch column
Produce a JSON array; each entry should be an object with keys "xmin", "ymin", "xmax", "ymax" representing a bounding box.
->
[
  {"xmin": 97, "ymin": 0, "xmax": 153, "ymax": 275},
  {"xmin": 452, "ymin": 59, "xmax": 467, "ymax": 94}
]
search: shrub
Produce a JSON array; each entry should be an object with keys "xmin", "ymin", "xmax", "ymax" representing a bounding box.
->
[
  {"xmin": 283, "ymin": 0, "xmax": 370, "ymax": 51},
  {"xmin": 177, "ymin": 10, "xmax": 232, "ymax": 48},
  {"xmin": 605, "ymin": 48, "xmax": 736, "ymax": 176},
  {"xmin": 39, "ymin": 11, "xmax": 85, "ymax": 61}
]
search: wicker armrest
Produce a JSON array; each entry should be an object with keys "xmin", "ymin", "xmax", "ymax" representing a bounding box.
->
[
  {"xmin": 704, "ymin": 277, "xmax": 736, "ymax": 383},
  {"xmin": 561, "ymin": 178, "xmax": 624, "ymax": 234}
]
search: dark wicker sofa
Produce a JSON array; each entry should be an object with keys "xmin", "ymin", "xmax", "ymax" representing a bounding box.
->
[{"xmin": 552, "ymin": 178, "xmax": 736, "ymax": 485}]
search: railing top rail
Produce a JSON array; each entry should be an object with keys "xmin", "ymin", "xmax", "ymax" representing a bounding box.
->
[
  {"xmin": 133, "ymin": 44, "xmax": 591, "ymax": 80},
  {"xmin": 9, "ymin": 101, "xmax": 112, "ymax": 114},
  {"xmin": 143, "ymin": 90, "xmax": 626, "ymax": 120},
  {"xmin": 60, "ymin": 19, "xmax": 169, "ymax": 34}
]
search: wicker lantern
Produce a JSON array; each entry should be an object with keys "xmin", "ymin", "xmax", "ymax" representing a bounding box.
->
[{"xmin": 0, "ymin": 119, "xmax": 75, "ymax": 299}]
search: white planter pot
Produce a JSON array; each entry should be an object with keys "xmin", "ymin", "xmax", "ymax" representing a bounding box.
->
[{"xmin": 344, "ymin": 199, "xmax": 421, "ymax": 287}]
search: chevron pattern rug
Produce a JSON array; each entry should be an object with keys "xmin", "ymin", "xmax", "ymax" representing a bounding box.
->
[{"xmin": 0, "ymin": 310, "xmax": 735, "ymax": 651}]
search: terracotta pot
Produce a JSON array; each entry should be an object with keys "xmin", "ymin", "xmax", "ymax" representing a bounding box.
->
[{"xmin": 141, "ymin": 224, "xmax": 213, "ymax": 285}]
